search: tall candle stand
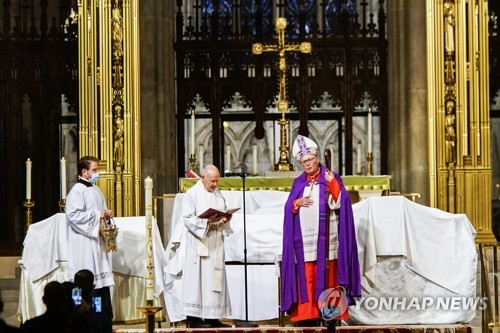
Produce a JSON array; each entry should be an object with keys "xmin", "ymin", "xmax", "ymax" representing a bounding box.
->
[
  {"xmin": 23, "ymin": 199, "xmax": 35, "ymax": 231},
  {"xmin": 189, "ymin": 154, "xmax": 196, "ymax": 172},
  {"xmin": 138, "ymin": 177, "xmax": 163, "ymax": 333},
  {"xmin": 366, "ymin": 152, "xmax": 373, "ymax": 176},
  {"xmin": 58, "ymin": 199, "xmax": 66, "ymax": 213}
]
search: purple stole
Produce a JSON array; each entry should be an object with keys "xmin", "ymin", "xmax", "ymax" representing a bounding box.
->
[{"xmin": 281, "ymin": 164, "xmax": 361, "ymax": 312}]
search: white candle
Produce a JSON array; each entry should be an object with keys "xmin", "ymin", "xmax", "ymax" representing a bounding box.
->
[
  {"xmin": 226, "ymin": 144, "xmax": 231, "ymax": 170},
  {"xmin": 252, "ymin": 144, "xmax": 258, "ymax": 175},
  {"xmin": 144, "ymin": 176, "xmax": 153, "ymax": 215},
  {"xmin": 356, "ymin": 141, "xmax": 362, "ymax": 174},
  {"xmin": 60, "ymin": 157, "xmax": 67, "ymax": 200},
  {"xmin": 26, "ymin": 158, "xmax": 32, "ymax": 200},
  {"xmin": 144, "ymin": 176, "xmax": 154, "ymax": 301},
  {"xmin": 368, "ymin": 108, "xmax": 373, "ymax": 153},
  {"xmin": 190, "ymin": 111, "xmax": 195, "ymax": 155},
  {"xmin": 198, "ymin": 145, "xmax": 204, "ymax": 171}
]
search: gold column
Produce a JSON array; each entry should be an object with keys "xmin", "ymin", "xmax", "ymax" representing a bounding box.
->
[
  {"xmin": 78, "ymin": 0, "xmax": 141, "ymax": 216},
  {"xmin": 125, "ymin": 0, "xmax": 142, "ymax": 215},
  {"xmin": 111, "ymin": 0, "xmax": 124, "ymax": 216},
  {"xmin": 427, "ymin": 0, "xmax": 492, "ymax": 242}
]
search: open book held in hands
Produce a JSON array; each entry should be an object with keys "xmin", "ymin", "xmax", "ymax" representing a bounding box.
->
[{"xmin": 197, "ymin": 207, "xmax": 240, "ymax": 219}]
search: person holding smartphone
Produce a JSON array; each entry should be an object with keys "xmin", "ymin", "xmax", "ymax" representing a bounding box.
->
[{"xmin": 66, "ymin": 269, "xmax": 112, "ymax": 333}]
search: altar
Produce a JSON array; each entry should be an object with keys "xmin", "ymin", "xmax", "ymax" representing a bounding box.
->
[
  {"xmin": 179, "ymin": 175, "xmax": 392, "ymax": 195},
  {"xmin": 165, "ymin": 175, "xmax": 391, "ymax": 322},
  {"xmin": 165, "ymin": 176, "xmax": 477, "ymax": 325}
]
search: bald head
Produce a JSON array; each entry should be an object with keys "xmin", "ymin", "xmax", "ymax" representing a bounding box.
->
[{"xmin": 201, "ymin": 164, "xmax": 220, "ymax": 192}]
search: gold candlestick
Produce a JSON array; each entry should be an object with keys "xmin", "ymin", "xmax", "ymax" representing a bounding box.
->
[
  {"xmin": 58, "ymin": 199, "xmax": 66, "ymax": 213},
  {"xmin": 189, "ymin": 153, "xmax": 196, "ymax": 172},
  {"xmin": 366, "ymin": 152, "xmax": 373, "ymax": 176},
  {"xmin": 273, "ymin": 116, "xmax": 294, "ymax": 171},
  {"xmin": 23, "ymin": 199, "xmax": 35, "ymax": 232}
]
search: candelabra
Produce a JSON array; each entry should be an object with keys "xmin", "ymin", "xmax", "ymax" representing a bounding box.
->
[
  {"xmin": 59, "ymin": 199, "xmax": 66, "ymax": 213},
  {"xmin": 189, "ymin": 154, "xmax": 196, "ymax": 172},
  {"xmin": 23, "ymin": 199, "xmax": 35, "ymax": 232},
  {"xmin": 366, "ymin": 152, "xmax": 373, "ymax": 176}
]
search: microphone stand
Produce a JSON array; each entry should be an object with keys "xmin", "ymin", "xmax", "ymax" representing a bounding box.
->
[{"xmin": 234, "ymin": 173, "xmax": 258, "ymax": 327}]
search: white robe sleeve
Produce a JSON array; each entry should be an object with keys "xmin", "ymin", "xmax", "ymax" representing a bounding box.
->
[
  {"xmin": 65, "ymin": 188, "xmax": 101, "ymax": 239},
  {"xmin": 222, "ymin": 220, "xmax": 233, "ymax": 236},
  {"xmin": 328, "ymin": 191, "xmax": 342, "ymax": 210}
]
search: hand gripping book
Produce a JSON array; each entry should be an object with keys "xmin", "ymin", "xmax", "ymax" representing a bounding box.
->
[{"xmin": 197, "ymin": 207, "xmax": 240, "ymax": 219}]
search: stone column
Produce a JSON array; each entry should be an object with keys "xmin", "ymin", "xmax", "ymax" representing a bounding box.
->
[
  {"xmin": 387, "ymin": 0, "xmax": 429, "ymax": 204},
  {"xmin": 140, "ymin": 1, "xmax": 178, "ymax": 195}
]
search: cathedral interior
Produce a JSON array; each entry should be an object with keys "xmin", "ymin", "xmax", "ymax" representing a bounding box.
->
[
  {"xmin": 0, "ymin": 0, "xmax": 499, "ymax": 248},
  {"xmin": 2, "ymin": 0, "xmax": 500, "ymax": 331}
]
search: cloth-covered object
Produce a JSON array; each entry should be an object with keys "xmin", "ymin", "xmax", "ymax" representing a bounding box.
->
[{"xmin": 349, "ymin": 196, "xmax": 477, "ymax": 324}]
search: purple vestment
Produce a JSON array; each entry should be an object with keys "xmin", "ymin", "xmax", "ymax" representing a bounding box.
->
[{"xmin": 281, "ymin": 164, "xmax": 361, "ymax": 312}]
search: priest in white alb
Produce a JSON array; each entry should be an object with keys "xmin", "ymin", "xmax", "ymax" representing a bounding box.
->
[
  {"xmin": 65, "ymin": 155, "xmax": 115, "ymax": 319},
  {"xmin": 181, "ymin": 164, "xmax": 233, "ymax": 328}
]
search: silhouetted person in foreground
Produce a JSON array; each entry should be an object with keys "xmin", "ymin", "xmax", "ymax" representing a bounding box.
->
[
  {"xmin": 0, "ymin": 290, "xmax": 19, "ymax": 333},
  {"xmin": 20, "ymin": 281, "xmax": 68, "ymax": 333},
  {"xmin": 65, "ymin": 269, "xmax": 112, "ymax": 333}
]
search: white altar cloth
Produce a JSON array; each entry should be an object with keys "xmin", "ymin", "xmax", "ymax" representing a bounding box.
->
[
  {"xmin": 165, "ymin": 193, "xmax": 477, "ymax": 324},
  {"xmin": 18, "ymin": 213, "xmax": 168, "ymax": 323},
  {"xmin": 349, "ymin": 196, "xmax": 477, "ymax": 324}
]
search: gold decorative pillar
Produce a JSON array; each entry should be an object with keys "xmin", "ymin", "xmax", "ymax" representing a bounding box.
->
[
  {"xmin": 427, "ymin": 0, "xmax": 492, "ymax": 242},
  {"xmin": 78, "ymin": 0, "xmax": 141, "ymax": 216}
]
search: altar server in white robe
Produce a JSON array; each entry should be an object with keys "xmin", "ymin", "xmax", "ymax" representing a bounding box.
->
[
  {"xmin": 181, "ymin": 164, "xmax": 233, "ymax": 328},
  {"xmin": 65, "ymin": 155, "xmax": 115, "ymax": 319}
]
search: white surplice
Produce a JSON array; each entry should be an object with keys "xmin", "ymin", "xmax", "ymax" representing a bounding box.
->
[
  {"xmin": 299, "ymin": 181, "xmax": 341, "ymax": 262},
  {"xmin": 182, "ymin": 180, "xmax": 232, "ymax": 319},
  {"xmin": 65, "ymin": 181, "xmax": 114, "ymax": 289}
]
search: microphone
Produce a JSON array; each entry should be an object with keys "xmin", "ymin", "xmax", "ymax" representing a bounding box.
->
[{"xmin": 224, "ymin": 171, "xmax": 250, "ymax": 178}]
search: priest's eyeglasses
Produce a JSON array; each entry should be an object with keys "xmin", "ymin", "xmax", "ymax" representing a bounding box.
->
[{"xmin": 301, "ymin": 157, "xmax": 317, "ymax": 165}]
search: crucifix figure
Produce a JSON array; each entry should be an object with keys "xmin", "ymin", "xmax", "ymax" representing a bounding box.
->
[{"xmin": 252, "ymin": 17, "xmax": 311, "ymax": 171}]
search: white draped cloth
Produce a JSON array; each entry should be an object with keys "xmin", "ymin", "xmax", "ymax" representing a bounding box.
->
[
  {"xmin": 349, "ymin": 196, "xmax": 477, "ymax": 324},
  {"xmin": 19, "ymin": 214, "xmax": 167, "ymax": 323},
  {"xmin": 65, "ymin": 181, "xmax": 114, "ymax": 289},
  {"xmin": 165, "ymin": 192, "xmax": 477, "ymax": 324},
  {"xmin": 180, "ymin": 180, "xmax": 232, "ymax": 319}
]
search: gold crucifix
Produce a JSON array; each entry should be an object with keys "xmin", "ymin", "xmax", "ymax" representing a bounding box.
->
[{"xmin": 252, "ymin": 17, "xmax": 311, "ymax": 171}]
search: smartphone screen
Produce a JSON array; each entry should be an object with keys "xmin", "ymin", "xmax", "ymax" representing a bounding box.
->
[
  {"xmin": 71, "ymin": 287, "xmax": 82, "ymax": 306},
  {"xmin": 92, "ymin": 296, "xmax": 102, "ymax": 313}
]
